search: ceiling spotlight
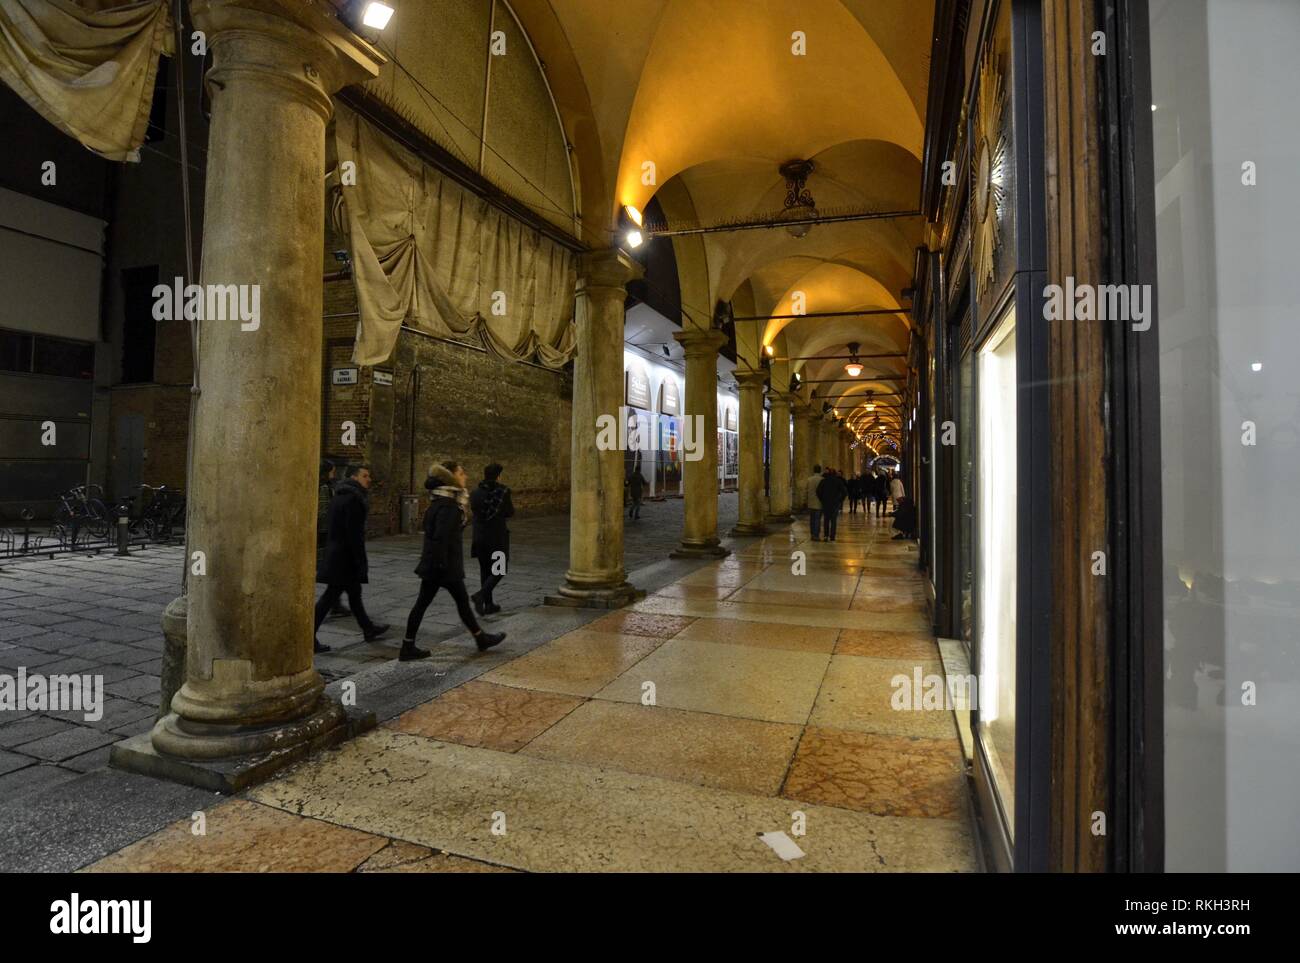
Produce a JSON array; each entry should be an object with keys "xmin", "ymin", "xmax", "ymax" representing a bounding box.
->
[
  {"xmin": 777, "ymin": 160, "xmax": 817, "ymax": 239},
  {"xmin": 866, "ymin": 403, "xmax": 875, "ymax": 411},
  {"xmin": 844, "ymin": 341, "xmax": 863, "ymax": 378},
  {"xmin": 623, "ymin": 204, "xmax": 644, "ymax": 227},
  {"xmin": 361, "ymin": 1, "xmax": 395, "ymax": 29},
  {"xmin": 625, "ymin": 229, "xmax": 644, "ymax": 249},
  {"xmin": 764, "ymin": 344, "xmax": 774, "ymax": 357},
  {"xmin": 1251, "ymin": 362, "xmax": 1263, "ymax": 372}
]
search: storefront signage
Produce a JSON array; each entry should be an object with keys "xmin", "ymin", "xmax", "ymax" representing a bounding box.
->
[
  {"xmin": 331, "ymin": 367, "xmax": 358, "ymax": 385},
  {"xmin": 659, "ymin": 378, "xmax": 680, "ymax": 415},
  {"xmin": 372, "ymin": 369, "xmax": 393, "ymax": 386},
  {"xmin": 626, "ymin": 366, "xmax": 651, "ymax": 410}
]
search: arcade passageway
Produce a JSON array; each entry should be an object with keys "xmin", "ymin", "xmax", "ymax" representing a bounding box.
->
[{"xmin": 82, "ymin": 512, "xmax": 975, "ymax": 872}]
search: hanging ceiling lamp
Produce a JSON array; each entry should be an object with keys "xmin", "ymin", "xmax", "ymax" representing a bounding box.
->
[
  {"xmin": 777, "ymin": 160, "xmax": 817, "ymax": 239},
  {"xmin": 844, "ymin": 342, "xmax": 863, "ymax": 378}
]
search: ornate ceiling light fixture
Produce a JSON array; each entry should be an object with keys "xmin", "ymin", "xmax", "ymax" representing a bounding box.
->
[
  {"xmin": 777, "ymin": 160, "xmax": 817, "ymax": 239},
  {"xmin": 843, "ymin": 342, "xmax": 863, "ymax": 378}
]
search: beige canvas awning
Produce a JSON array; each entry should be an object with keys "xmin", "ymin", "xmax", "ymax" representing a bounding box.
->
[{"xmin": 0, "ymin": 0, "xmax": 173, "ymax": 161}]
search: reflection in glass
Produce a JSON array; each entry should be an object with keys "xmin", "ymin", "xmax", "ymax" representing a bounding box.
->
[{"xmin": 1151, "ymin": 0, "xmax": 1300, "ymax": 871}]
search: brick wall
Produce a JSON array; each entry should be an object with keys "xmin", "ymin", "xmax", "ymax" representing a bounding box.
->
[{"xmin": 321, "ymin": 277, "xmax": 573, "ymax": 535}]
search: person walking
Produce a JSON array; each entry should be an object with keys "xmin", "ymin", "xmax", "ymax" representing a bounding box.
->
[
  {"xmin": 804, "ymin": 464, "xmax": 825, "ymax": 542},
  {"xmin": 313, "ymin": 464, "xmax": 389, "ymax": 654},
  {"xmin": 317, "ymin": 459, "xmax": 351, "ymax": 620},
  {"xmin": 872, "ymin": 471, "xmax": 889, "ymax": 516},
  {"xmin": 470, "ymin": 462, "xmax": 514, "ymax": 616},
  {"xmin": 627, "ymin": 466, "xmax": 645, "ymax": 520},
  {"xmin": 398, "ymin": 460, "xmax": 506, "ymax": 661},
  {"xmin": 889, "ymin": 472, "xmax": 905, "ymax": 513},
  {"xmin": 817, "ymin": 468, "xmax": 849, "ymax": 541}
]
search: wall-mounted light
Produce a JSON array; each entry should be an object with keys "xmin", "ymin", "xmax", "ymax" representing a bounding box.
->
[
  {"xmin": 625, "ymin": 229, "xmax": 644, "ymax": 248},
  {"xmin": 623, "ymin": 204, "xmax": 643, "ymax": 227}
]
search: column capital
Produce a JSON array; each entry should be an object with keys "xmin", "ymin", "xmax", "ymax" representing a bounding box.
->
[
  {"xmin": 732, "ymin": 368, "xmax": 769, "ymax": 391},
  {"xmin": 767, "ymin": 391, "xmax": 793, "ymax": 411},
  {"xmin": 578, "ymin": 248, "xmax": 643, "ymax": 292},
  {"xmin": 673, "ymin": 326, "xmax": 728, "ymax": 358},
  {"xmin": 194, "ymin": 0, "xmax": 385, "ymax": 115}
]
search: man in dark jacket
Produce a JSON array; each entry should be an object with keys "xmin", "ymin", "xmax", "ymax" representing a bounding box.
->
[
  {"xmin": 317, "ymin": 459, "xmax": 350, "ymax": 619},
  {"xmin": 313, "ymin": 464, "xmax": 389, "ymax": 653},
  {"xmin": 470, "ymin": 462, "xmax": 515, "ymax": 615},
  {"xmin": 816, "ymin": 468, "xmax": 849, "ymax": 541},
  {"xmin": 627, "ymin": 467, "xmax": 645, "ymax": 520}
]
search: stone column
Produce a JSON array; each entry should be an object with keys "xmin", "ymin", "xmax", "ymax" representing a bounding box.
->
[
  {"xmin": 792, "ymin": 406, "xmax": 815, "ymax": 510},
  {"xmin": 670, "ymin": 328, "xmax": 729, "ymax": 558},
  {"xmin": 548, "ymin": 249, "xmax": 643, "ymax": 607},
  {"xmin": 139, "ymin": 0, "xmax": 383, "ymax": 774},
  {"xmin": 730, "ymin": 369, "xmax": 768, "ymax": 535},
  {"xmin": 766, "ymin": 393, "xmax": 793, "ymax": 522},
  {"xmin": 818, "ymin": 413, "xmax": 833, "ymax": 470}
]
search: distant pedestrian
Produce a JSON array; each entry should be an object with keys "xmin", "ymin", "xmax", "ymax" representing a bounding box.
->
[
  {"xmin": 889, "ymin": 473, "xmax": 905, "ymax": 513},
  {"xmin": 314, "ymin": 464, "xmax": 389, "ymax": 653},
  {"xmin": 816, "ymin": 468, "xmax": 849, "ymax": 541},
  {"xmin": 892, "ymin": 496, "xmax": 918, "ymax": 540},
  {"xmin": 872, "ymin": 472, "xmax": 889, "ymax": 515},
  {"xmin": 804, "ymin": 464, "xmax": 825, "ymax": 542},
  {"xmin": 398, "ymin": 460, "xmax": 506, "ymax": 661},
  {"xmin": 470, "ymin": 462, "xmax": 514, "ymax": 616},
  {"xmin": 627, "ymin": 467, "xmax": 645, "ymax": 520}
]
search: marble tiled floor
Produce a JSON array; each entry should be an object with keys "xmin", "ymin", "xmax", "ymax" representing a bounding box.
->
[{"xmin": 86, "ymin": 511, "xmax": 978, "ymax": 873}]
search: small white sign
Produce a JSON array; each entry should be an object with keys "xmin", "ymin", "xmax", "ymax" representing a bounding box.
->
[
  {"xmin": 372, "ymin": 369, "xmax": 393, "ymax": 386},
  {"xmin": 331, "ymin": 367, "xmax": 358, "ymax": 385}
]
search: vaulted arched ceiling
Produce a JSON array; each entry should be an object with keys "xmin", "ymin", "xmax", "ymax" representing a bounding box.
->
[{"xmin": 508, "ymin": 0, "xmax": 932, "ymax": 448}]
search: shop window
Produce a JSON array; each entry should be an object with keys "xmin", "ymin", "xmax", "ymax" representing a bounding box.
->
[
  {"xmin": 0, "ymin": 330, "xmax": 33, "ymax": 373},
  {"xmin": 976, "ymin": 305, "xmax": 1017, "ymax": 835}
]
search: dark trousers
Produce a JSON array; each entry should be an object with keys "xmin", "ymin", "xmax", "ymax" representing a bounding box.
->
[
  {"xmin": 809, "ymin": 508, "xmax": 822, "ymax": 539},
  {"xmin": 822, "ymin": 509, "xmax": 840, "ymax": 540},
  {"xmin": 314, "ymin": 583, "xmax": 374, "ymax": 635},
  {"xmin": 405, "ymin": 576, "xmax": 480, "ymax": 640},
  {"xmin": 477, "ymin": 555, "xmax": 504, "ymax": 605}
]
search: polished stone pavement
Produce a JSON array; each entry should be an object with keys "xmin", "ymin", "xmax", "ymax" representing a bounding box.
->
[
  {"xmin": 80, "ymin": 510, "xmax": 980, "ymax": 873},
  {"xmin": 0, "ymin": 494, "xmax": 737, "ymax": 870}
]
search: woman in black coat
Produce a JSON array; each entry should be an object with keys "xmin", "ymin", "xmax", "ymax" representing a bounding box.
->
[
  {"xmin": 470, "ymin": 462, "xmax": 514, "ymax": 615},
  {"xmin": 398, "ymin": 460, "xmax": 506, "ymax": 661}
]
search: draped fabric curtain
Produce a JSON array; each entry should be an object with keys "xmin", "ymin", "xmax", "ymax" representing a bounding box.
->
[
  {"xmin": 334, "ymin": 104, "xmax": 577, "ymax": 368},
  {"xmin": 0, "ymin": 0, "xmax": 173, "ymax": 161}
]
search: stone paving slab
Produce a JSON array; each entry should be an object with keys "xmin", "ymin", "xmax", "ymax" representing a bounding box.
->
[{"xmin": 0, "ymin": 495, "xmax": 741, "ymax": 868}]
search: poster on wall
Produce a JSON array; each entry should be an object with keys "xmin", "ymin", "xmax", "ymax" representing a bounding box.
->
[
  {"xmin": 717, "ymin": 430, "xmax": 725, "ymax": 487},
  {"xmin": 723, "ymin": 405, "xmax": 738, "ymax": 431},
  {"xmin": 656, "ymin": 415, "xmax": 681, "ymax": 492},
  {"xmin": 625, "ymin": 366, "xmax": 651, "ymax": 410},
  {"xmin": 724, "ymin": 431, "xmax": 738, "ymax": 479},
  {"xmin": 625, "ymin": 409, "xmax": 651, "ymax": 486},
  {"xmin": 659, "ymin": 378, "xmax": 680, "ymax": 416}
]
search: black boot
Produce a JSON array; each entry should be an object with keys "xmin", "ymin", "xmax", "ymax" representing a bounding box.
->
[
  {"xmin": 471, "ymin": 591, "xmax": 487, "ymax": 616},
  {"xmin": 398, "ymin": 638, "xmax": 431, "ymax": 661},
  {"xmin": 364, "ymin": 622, "xmax": 390, "ymax": 642},
  {"xmin": 314, "ymin": 638, "xmax": 331, "ymax": 653},
  {"xmin": 473, "ymin": 629, "xmax": 506, "ymax": 652}
]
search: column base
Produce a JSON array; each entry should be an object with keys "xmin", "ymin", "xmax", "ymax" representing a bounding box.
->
[
  {"xmin": 544, "ymin": 580, "xmax": 645, "ymax": 609},
  {"xmin": 729, "ymin": 522, "xmax": 768, "ymax": 536},
  {"xmin": 670, "ymin": 539, "xmax": 731, "ymax": 560},
  {"xmin": 765, "ymin": 514, "xmax": 795, "ymax": 524},
  {"xmin": 110, "ymin": 697, "xmax": 374, "ymax": 794}
]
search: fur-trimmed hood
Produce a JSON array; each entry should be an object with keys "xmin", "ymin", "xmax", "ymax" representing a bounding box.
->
[{"xmin": 425, "ymin": 463, "xmax": 457, "ymax": 489}]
